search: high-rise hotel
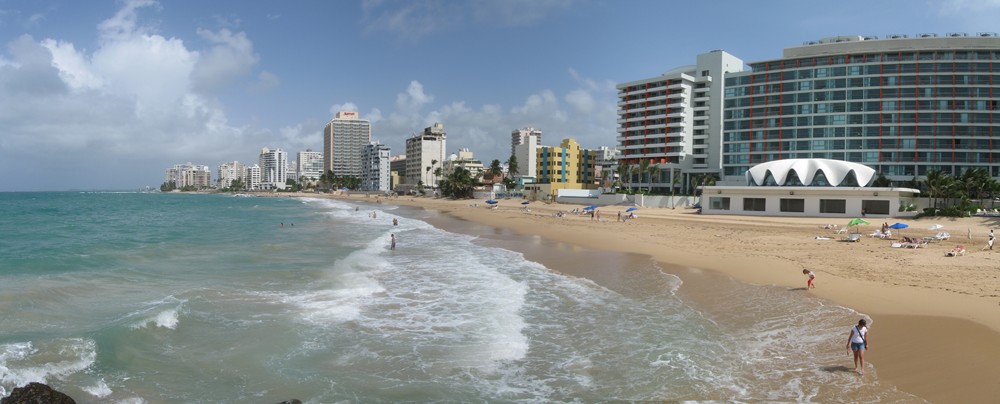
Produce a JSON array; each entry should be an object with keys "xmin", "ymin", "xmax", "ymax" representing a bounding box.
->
[
  {"xmin": 323, "ymin": 111, "xmax": 371, "ymax": 178},
  {"xmin": 619, "ymin": 33, "xmax": 1000, "ymax": 188},
  {"xmin": 617, "ymin": 50, "xmax": 744, "ymax": 191}
]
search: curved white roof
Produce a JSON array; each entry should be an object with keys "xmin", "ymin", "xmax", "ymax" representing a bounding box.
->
[{"xmin": 746, "ymin": 159, "xmax": 876, "ymax": 187}]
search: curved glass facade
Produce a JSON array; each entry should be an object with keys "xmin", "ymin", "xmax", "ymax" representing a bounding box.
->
[{"xmin": 722, "ymin": 40, "xmax": 1000, "ymax": 181}]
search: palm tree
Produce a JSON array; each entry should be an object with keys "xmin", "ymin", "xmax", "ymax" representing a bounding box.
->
[
  {"xmin": 506, "ymin": 155, "xmax": 519, "ymax": 179},
  {"xmin": 488, "ymin": 159, "xmax": 503, "ymax": 182},
  {"xmin": 671, "ymin": 170, "xmax": 682, "ymax": 209},
  {"xmin": 638, "ymin": 159, "xmax": 650, "ymax": 194},
  {"xmin": 431, "ymin": 159, "xmax": 439, "ymax": 187},
  {"xmin": 923, "ymin": 169, "xmax": 952, "ymax": 211},
  {"xmin": 439, "ymin": 167, "xmax": 477, "ymax": 198},
  {"xmin": 647, "ymin": 164, "xmax": 658, "ymax": 194}
]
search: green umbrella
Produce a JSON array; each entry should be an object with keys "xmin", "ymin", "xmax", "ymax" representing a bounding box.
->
[{"xmin": 847, "ymin": 218, "xmax": 870, "ymax": 227}]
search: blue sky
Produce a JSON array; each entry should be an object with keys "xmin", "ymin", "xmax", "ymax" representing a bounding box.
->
[{"xmin": 1, "ymin": 0, "xmax": 998, "ymax": 191}]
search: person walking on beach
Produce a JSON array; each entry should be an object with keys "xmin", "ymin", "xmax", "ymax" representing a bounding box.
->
[
  {"xmin": 617, "ymin": 211, "xmax": 622, "ymax": 222},
  {"xmin": 847, "ymin": 319, "xmax": 869, "ymax": 375},
  {"xmin": 802, "ymin": 269, "xmax": 816, "ymax": 289},
  {"xmin": 390, "ymin": 234, "xmax": 396, "ymax": 250},
  {"xmin": 988, "ymin": 230, "xmax": 995, "ymax": 250}
]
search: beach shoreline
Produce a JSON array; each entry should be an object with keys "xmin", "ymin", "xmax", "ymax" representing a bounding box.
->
[{"xmin": 288, "ymin": 192, "xmax": 1000, "ymax": 402}]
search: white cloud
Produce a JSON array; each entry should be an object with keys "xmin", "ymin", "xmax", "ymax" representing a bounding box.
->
[
  {"xmin": 362, "ymin": 0, "xmax": 573, "ymax": 39},
  {"xmin": 327, "ymin": 71, "xmax": 617, "ymax": 165},
  {"xmin": 97, "ymin": 0, "xmax": 159, "ymax": 42},
  {"xmin": 41, "ymin": 39, "xmax": 104, "ymax": 90},
  {"xmin": 329, "ymin": 102, "xmax": 359, "ymax": 115},
  {"xmin": 395, "ymin": 80, "xmax": 434, "ymax": 112},
  {"xmin": 190, "ymin": 28, "xmax": 259, "ymax": 94},
  {"xmin": 0, "ymin": 0, "xmax": 275, "ymax": 190}
]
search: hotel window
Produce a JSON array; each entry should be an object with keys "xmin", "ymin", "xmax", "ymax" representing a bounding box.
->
[
  {"xmin": 779, "ymin": 198, "xmax": 806, "ymax": 213},
  {"xmin": 819, "ymin": 199, "xmax": 846, "ymax": 213},
  {"xmin": 710, "ymin": 197, "xmax": 730, "ymax": 210},
  {"xmin": 743, "ymin": 198, "xmax": 766, "ymax": 212}
]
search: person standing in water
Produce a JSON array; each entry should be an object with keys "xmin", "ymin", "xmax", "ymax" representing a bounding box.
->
[
  {"xmin": 390, "ymin": 234, "xmax": 396, "ymax": 250},
  {"xmin": 847, "ymin": 319, "xmax": 869, "ymax": 375},
  {"xmin": 802, "ymin": 269, "xmax": 816, "ymax": 289}
]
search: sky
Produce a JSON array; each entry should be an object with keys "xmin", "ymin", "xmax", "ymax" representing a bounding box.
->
[{"xmin": 1, "ymin": 0, "xmax": 1000, "ymax": 191}]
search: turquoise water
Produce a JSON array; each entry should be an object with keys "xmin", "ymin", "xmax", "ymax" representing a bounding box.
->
[{"xmin": 0, "ymin": 192, "xmax": 920, "ymax": 403}]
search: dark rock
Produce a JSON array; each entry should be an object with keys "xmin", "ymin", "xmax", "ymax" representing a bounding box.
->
[{"xmin": 1, "ymin": 382, "xmax": 75, "ymax": 404}]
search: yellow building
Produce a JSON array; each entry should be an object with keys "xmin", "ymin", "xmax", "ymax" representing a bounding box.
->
[{"xmin": 529, "ymin": 138, "xmax": 597, "ymax": 198}]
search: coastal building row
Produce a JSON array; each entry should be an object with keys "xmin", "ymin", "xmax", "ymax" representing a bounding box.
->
[
  {"xmin": 617, "ymin": 33, "xmax": 1000, "ymax": 191},
  {"xmin": 164, "ymin": 163, "xmax": 212, "ymax": 189},
  {"xmin": 167, "ymin": 116, "xmax": 614, "ymax": 195}
]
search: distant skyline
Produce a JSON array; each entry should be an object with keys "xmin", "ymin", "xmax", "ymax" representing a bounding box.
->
[{"xmin": 1, "ymin": 0, "xmax": 998, "ymax": 191}]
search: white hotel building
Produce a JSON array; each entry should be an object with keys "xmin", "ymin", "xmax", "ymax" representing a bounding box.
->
[
  {"xmin": 323, "ymin": 111, "xmax": 371, "ymax": 178},
  {"xmin": 617, "ymin": 50, "xmax": 745, "ymax": 193},
  {"xmin": 361, "ymin": 142, "xmax": 391, "ymax": 192},
  {"xmin": 405, "ymin": 122, "xmax": 447, "ymax": 188},
  {"xmin": 217, "ymin": 161, "xmax": 246, "ymax": 189},
  {"xmin": 258, "ymin": 147, "xmax": 288, "ymax": 190}
]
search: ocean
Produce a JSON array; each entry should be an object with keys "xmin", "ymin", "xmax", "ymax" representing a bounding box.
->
[{"xmin": 0, "ymin": 192, "xmax": 922, "ymax": 403}]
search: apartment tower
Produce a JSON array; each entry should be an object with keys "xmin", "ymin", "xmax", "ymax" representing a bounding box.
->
[{"xmin": 323, "ymin": 111, "xmax": 371, "ymax": 178}]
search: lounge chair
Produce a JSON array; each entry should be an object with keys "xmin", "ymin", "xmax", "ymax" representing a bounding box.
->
[
  {"xmin": 835, "ymin": 227, "xmax": 849, "ymax": 234},
  {"xmin": 933, "ymin": 231, "xmax": 951, "ymax": 241},
  {"xmin": 843, "ymin": 233, "xmax": 862, "ymax": 242},
  {"xmin": 868, "ymin": 229, "xmax": 883, "ymax": 238},
  {"xmin": 945, "ymin": 245, "xmax": 967, "ymax": 256}
]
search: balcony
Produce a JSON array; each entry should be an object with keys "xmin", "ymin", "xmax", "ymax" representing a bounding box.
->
[
  {"xmin": 667, "ymin": 111, "xmax": 686, "ymax": 118},
  {"xmin": 667, "ymin": 82, "xmax": 689, "ymax": 90},
  {"xmin": 667, "ymin": 121, "xmax": 685, "ymax": 128},
  {"xmin": 666, "ymin": 91, "xmax": 687, "ymax": 99},
  {"xmin": 694, "ymin": 94, "xmax": 711, "ymax": 102}
]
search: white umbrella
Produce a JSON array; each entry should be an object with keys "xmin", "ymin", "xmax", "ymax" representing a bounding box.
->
[{"xmin": 928, "ymin": 224, "xmax": 944, "ymax": 231}]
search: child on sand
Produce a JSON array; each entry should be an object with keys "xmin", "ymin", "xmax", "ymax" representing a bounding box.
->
[{"xmin": 802, "ymin": 269, "xmax": 816, "ymax": 289}]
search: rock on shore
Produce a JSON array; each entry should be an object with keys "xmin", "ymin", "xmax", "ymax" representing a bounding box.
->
[{"xmin": 1, "ymin": 382, "xmax": 75, "ymax": 404}]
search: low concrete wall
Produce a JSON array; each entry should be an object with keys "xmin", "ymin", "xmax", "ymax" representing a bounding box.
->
[{"xmin": 555, "ymin": 193, "xmax": 698, "ymax": 208}]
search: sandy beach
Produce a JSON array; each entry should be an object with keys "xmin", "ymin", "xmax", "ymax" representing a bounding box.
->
[{"xmin": 303, "ymin": 192, "xmax": 1000, "ymax": 402}]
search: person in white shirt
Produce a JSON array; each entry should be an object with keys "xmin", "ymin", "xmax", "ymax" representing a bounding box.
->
[{"xmin": 846, "ymin": 319, "xmax": 869, "ymax": 375}]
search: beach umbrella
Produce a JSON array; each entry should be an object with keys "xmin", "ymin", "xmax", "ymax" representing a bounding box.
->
[
  {"xmin": 583, "ymin": 205, "xmax": 597, "ymax": 211},
  {"xmin": 888, "ymin": 222, "xmax": 908, "ymax": 229},
  {"xmin": 339, "ymin": 186, "xmax": 349, "ymax": 190},
  {"xmin": 846, "ymin": 218, "xmax": 869, "ymax": 227},
  {"xmin": 486, "ymin": 199, "xmax": 498, "ymax": 204},
  {"xmin": 928, "ymin": 224, "xmax": 944, "ymax": 231},
  {"xmin": 521, "ymin": 201, "xmax": 530, "ymax": 205},
  {"xmin": 625, "ymin": 207, "xmax": 638, "ymax": 212}
]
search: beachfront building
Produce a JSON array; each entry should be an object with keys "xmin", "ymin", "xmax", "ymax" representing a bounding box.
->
[
  {"xmin": 165, "ymin": 162, "xmax": 212, "ymax": 189},
  {"xmin": 721, "ymin": 34, "xmax": 1000, "ymax": 184},
  {"xmin": 443, "ymin": 148, "xmax": 485, "ymax": 180},
  {"xmin": 217, "ymin": 161, "xmax": 246, "ymax": 190},
  {"xmin": 389, "ymin": 154, "xmax": 406, "ymax": 190},
  {"xmin": 701, "ymin": 158, "xmax": 920, "ymax": 217},
  {"xmin": 617, "ymin": 50, "xmax": 745, "ymax": 193},
  {"xmin": 258, "ymin": 147, "xmax": 288, "ymax": 190},
  {"xmin": 525, "ymin": 138, "xmax": 598, "ymax": 199},
  {"xmin": 513, "ymin": 130, "xmax": 541, "ymax": 180},
  {"xmin": 511, "ymin": 127, "xmax": 542, "ymax": 159},
  {"xmin": 360, "ymin": 142, "xmax": 391, "ymax": 192},
  {"xmin": 323, "ymin": 111, "xmax": 371, "ymax": 178},
  {"xmin": 405, "ymin": 122, "xmax": 447, "ymax": 188},
  {"xmin": 595, "ymin": 146, "xmax": 621, "ymax": 190},
  {"xmin": 296, "ymin": 149, "xmax": 324, "ymax": 182},
  {"xmin": 246, "ymin": 164, "xmax": 262, "ymax": 190}
]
